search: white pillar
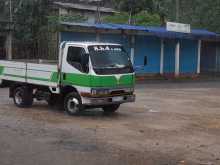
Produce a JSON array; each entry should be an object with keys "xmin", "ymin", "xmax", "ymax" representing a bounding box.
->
[
  {"xmin": 160, "ymin": 39, "xmax": 164, "ymax": 75},
  {"xmin": 175, "ymin": 41, "xmax": 180, "ymax": 77},
  {"xmin": 130, "ymin": 36, "xmax": 135, "ymax": 65},
  {"xmin": 197, "ymin": 40, "xmax": 202, "ymax": 74}
]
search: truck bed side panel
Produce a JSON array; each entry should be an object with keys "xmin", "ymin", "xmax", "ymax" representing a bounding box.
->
[
  {"xmin": 0, "ymin": 61, "xmax": 26, "ymax": 82},
  {"xmin": 26, "ymin": 63, "xmax": 58, "ymax": 87},
  {"xmin": 0, "ymin": 60, "xmax": 59, "ymax": 87}
]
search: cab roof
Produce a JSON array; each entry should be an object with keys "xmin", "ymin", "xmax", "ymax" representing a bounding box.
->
[{"xmin": 64, "ymin": 41, "xmax": 121, "ymax": 47}]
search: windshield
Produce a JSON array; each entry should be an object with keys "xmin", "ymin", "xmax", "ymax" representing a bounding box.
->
[{"xmin": 88, "ymin": 45, "xmax": 133, "ymax": 75}]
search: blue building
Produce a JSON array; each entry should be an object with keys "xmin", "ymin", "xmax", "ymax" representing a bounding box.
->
[{"xmin": 57, "ymin": 22, "xmax": 219, "ymax": 77}]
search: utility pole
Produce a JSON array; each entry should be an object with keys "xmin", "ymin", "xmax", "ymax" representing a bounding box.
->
[
  {"xmin": 128, "ymin": 0, "xmax": 134, "ymax": 25},
  {"xmin": 7, "ymin": 0, "xmax": 13, "ymax": 60},
  {"xmin": 128, "ymin": 8, "xmax": 133, "ymax": 25},
  {"xmin": 176, "ymin": 0, "xmax": 180, "ymax": 22},
  {"xmin": 82, "ymin": 0, "xmax": 102, "ymax": 23},
  {"xmin": 96, "ymin": 0, "xmax": 101, "ymax": 24}
]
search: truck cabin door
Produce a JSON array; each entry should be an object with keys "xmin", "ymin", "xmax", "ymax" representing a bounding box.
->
[{"xmin": 61, "ymin": 46, "xmax": 89, "ymax": 85}]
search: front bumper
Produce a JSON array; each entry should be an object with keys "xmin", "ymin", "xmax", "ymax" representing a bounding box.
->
[{"xmin": 82, "ymin": 94, "xmax": 136, "ymax": 106}]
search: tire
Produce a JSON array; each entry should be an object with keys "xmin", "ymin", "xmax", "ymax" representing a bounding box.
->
[
  {"xmin": 64, "ymin": 92, "xmax": 83, "ymax": 115},
  {"xmin": 0, "ymin": 80, "xmax": 6, "ymax": 88},
  {"xmin": 13, "ymin": 86, "xmax": 33, "ymax": 108},
  {"xmin": 103, "ymin": 104, "xmax": 120, "ymax": 114}
]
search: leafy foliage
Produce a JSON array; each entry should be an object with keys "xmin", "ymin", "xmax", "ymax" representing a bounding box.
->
[
  {"xmin": 108, "ymin": 0, "xmax": 220, "ymax": 33},
  {"xmin": 134, "ymin": 11, "xmax": 161, "ymax": 26},
  {"xmin": 0, "ymin": 0, "xmax": 219, "ymax": 58},
  {"xmin": 177, "ymin": 0, "xmax": 220, "ymax": 32},
  {"xmin": 47, "ymin": 14, "xmax": 88, "ymax": 32},
  {"xmin": 14, "ymin": 0, "xmax": 49, "ymax": 41},
  {"xmin": 113, "ymin": 0, "xmax": 155, "ymax": 14},
  {"xmin": 153, "ymin": 0, "xmax": 220, "ymax": 32},
  {"xmin": 104, "ymin": 11, "xmax": 161, "ymax": 26},
  {"xmin": 104, "ymin": 12, "xmax": 130, "ymax": 24}
]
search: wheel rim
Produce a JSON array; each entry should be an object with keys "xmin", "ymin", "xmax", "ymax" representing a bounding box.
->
[
  {"xmin": 67, "ymin": 97, "xmax": 79, "ymax": 113},
  {"xmin": 15, "ymin": 91, "xmax": 23, "ymax": 105}
]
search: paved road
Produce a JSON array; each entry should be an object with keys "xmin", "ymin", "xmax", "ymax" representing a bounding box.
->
[{"xmin": 0, "ymin": 82, "xmax": 220, "ymax": 165}]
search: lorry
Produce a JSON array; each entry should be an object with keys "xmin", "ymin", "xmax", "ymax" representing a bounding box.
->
[{"xmin": 0, "ymin": 42, "xmax": 135, "ymax": 115}]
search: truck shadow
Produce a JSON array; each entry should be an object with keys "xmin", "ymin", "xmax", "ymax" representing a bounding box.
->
[
  {"xmin": 8, "ymin": 101, "xmax": 130, "ymax": 122},
  {"xmin": 77, "ymin": 109, "xmax": 120, "ymax": 117},
  {"xmin": 33, "ymin": 103, "xmax": 129, "ymax": 119}
]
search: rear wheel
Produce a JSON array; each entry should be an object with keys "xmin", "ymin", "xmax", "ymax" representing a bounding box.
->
[
  {"xmin": 64, "ymin": 92, "xmax": 83, "ymax": 115},
  {"xmin": 103, "ymin": 104, "xmax": 120, "ymax": 114},
  {"xmin": 0, "ymin": 80, "xmax": 7, "ymax": 88},
  {"xmin": 13, "ymin": 86, "xmax": 33, "ymax": 108}
]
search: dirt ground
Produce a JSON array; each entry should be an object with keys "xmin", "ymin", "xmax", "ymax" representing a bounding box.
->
[{"xmin": 0, "ymin": 81, "xmax": 220, "ymax": 165}]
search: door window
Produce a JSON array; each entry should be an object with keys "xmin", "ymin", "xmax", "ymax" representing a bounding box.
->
[{"xmin": 67, "ymin": 47, "xmax": 86, "ymax": 73}]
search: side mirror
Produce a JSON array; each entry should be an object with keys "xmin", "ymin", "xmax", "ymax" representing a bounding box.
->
[{"xmin": 82, "ymin": 53, "xmax": 89, "ymax": 73}]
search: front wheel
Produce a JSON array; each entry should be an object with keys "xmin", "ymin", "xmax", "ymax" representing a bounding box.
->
[
  {"xmin": 103, "ymin": 104, "xmax": 120, "ymax": 114},
  {"xmin": 64, "ymin": 92, "xmax": 83, "ymax": 115}
]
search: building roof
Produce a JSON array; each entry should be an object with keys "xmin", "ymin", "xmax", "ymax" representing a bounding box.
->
[
  {"xmin": 60, "ymin": 22, "xmax": 220, "ymax": 40},
  {"xmin": 54, "ymin": 2, "xmax": 117, "ymax": 13}
]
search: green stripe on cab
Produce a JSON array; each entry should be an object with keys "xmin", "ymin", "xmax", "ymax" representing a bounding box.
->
[
  {"xmin": 62, "ymin": 73, "xmax": 134, "ymax": 88},
  {"xmin": 0, "ymin": 66, "xmax": 4, "ymax": 75}
]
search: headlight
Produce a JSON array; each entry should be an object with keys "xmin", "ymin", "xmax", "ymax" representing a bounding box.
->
[{"xmin": 91, "ymin": 89, "xmax": 109, "ymax": 95}]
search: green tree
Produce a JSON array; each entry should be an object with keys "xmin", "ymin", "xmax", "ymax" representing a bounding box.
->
[
  {"xmin": 104, "ymin": 0, "xmax": 161, "ymax": 25},
  {"xmin": 13, "ymin": 0, "xmax": 49, "ymax": 41},
  {"xmin": 155, "ymin": 0, "xmax": 220, "ymax": 33},
  {"xmin": 109, "ymin": 0, "xmax": 220, "ymax": 32},
  {"xmin": 104, "ymin": 11, "xmax": 161, "ymax": 26},
  {"xmin": 113, "ymin": 0, "xmax": 155, "ymax": 14}
]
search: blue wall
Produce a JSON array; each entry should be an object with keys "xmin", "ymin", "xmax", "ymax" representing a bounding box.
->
[
  {"xmin": 100, "ymin": 34, "xmax": 130, "ymax": 54},
  {"xmin": 163, "ymin": 39, "xmax": 198, "ymax": 74},
  {"xmin": 180, "ymin": 39, "xmax": 198, "ymax": 74},
  {"xmin": 60, "ymin": 31, "xmax": 198, "ymax": 75},
  {"xmin": 163, "ymin": 40, "xmax": 176, "ymax": 73},
  {"xmin": 134, "ymin": 36, "xmax": 161, "ymax": 74}
]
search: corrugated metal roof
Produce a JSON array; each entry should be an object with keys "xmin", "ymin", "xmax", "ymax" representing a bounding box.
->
[
  {"xmin": 146, "ymin": 26, "xmax": 218, "ymax": 39},
  {"xmin": 106, "ymin": 23, "xmax": 148, "ymax": 31},
  {"xmin": 54, "ymin": 2, "xmax": 116, "ymax": 13},
  {"xmin": 60, "ymin": 22, "xmax": 220, "ymax": 40}
]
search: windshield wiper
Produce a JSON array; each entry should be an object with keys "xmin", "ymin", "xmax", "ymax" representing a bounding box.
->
[
  {"xmin": 109, "ymin": 64, "xmax": 126, "ymax": 68},
  {"xmin": 93, "ymin": 64, "xmax": 127, "ymax": 69}
]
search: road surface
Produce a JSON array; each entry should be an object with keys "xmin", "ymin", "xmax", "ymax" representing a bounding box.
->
[{"xmin": 0, "ymin": 81, "xmax": 220, "ymax": 165}]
